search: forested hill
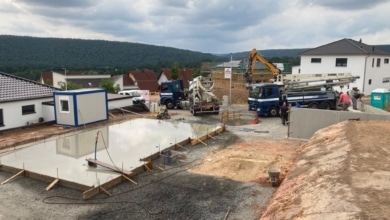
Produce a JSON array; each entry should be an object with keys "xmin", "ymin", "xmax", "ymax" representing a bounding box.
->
[
  {"xmin": 1, "ymin": 35, "xmax": 389, "ymax": 81},
  {"xmin": 0, "ymin": 35, "xmax": 222, "ymax": 71},
  {"xmin": 229, "ymin": 48, "xmax": 308, "ymax": 59}
]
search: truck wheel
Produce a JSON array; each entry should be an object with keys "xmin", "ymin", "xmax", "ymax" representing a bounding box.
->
[
  {"xmin": 165, "ymin": 100, "xmax": 174, "ymax": 109},
  {"xmin": 268, "ymin": 107, "xmax": 279, "ymax": 117},
  {"xmin": 192, "ymin": 110, "xmax": 197, "ymax": 116},
  {"xmin": 320, "ymin": 102, "xmax": 331, "ymax": 110},
  {"xmin": 213, "ymin": 111, "xmax": 220, "ymax": 115},
  {"xmin": 309, "ymin": 102, "xmax": 319, "ymax": 109}
]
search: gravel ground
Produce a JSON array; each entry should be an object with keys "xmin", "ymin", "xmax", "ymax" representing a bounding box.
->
[{"xmin": 0, "ymin": 106, "xmax": 297, "ymax": 220}]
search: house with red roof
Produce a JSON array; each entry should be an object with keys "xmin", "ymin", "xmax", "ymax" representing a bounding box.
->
[
  {"xmin": 157, "ymin": 68, "xmax": 195, "ymax": 89},
  {"xmin": 128, "ymin": 69, "xmax": 159, "ymax": 92}
]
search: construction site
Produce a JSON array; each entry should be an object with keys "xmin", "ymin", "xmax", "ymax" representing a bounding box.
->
[
  {"xmin": 1, "ymin": 87, "xmax": 390, "ymax": 219},
  {"xmin": 1, "ymin": 52, "xmax": 390, "ymax": 219}
]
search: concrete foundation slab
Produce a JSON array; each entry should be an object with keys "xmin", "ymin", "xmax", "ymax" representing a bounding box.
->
[{"xmin": 0, "ymin": 118, "xmax": 222, "ymax": 188}]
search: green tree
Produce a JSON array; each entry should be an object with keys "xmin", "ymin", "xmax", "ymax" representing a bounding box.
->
[
  {"xmin": 44, "ymin": 79, "xmax": 52, "ymax": 86},
  {"xmin": 114, "ymin": 84, "xmax": 121, "ymax": 93},
  {"xmin": 61, "ymin": 81, "xmax": 82, "ymax": 90},
  {"xmin": 99, "ymin": 79, "xmax": 115, "ymax": 93},
  {"xmin": 170, "ymin": 62, "xmax": 180, "ymax": 80},
  {"xmin": 192, "ymin": 68, "xmax": 201, "ymax": 79}
]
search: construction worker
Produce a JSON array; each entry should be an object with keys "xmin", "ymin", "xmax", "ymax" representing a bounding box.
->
[
  {"xmin": 338, "ymin": 92, "xmax": 351, "ymax": 111},
  {"xmin": 279, "ymin": 102, "xmax": 288, "ymax": 125},
  {"xmin": 353, "ymin": 90, "xmax": 365, "ymax": 110},
  {"xmin": 350, "ymin": 87, "xmax": 358, "ymax": 110}
]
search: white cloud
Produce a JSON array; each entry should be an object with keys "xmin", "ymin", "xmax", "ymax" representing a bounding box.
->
[{"xmin": 0, "ymin": 0, "xmax": 390, "ymax": 53}]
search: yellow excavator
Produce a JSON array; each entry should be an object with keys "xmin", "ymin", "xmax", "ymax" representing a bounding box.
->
[{"xmin": 244, "ymin": 48, "xmax": 281, "ymax": 84}]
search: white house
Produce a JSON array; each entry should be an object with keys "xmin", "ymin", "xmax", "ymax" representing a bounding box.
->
[
  {"xmin": 40, "ymin": 71, "xmax": 115, "ymax": 89},
  {"xmin": 0, "ymin": 72, "xmax": 60, "ymax": 131},
  {"xmin": 293, "ymin": 38, "xmax": 390, "ymax": 94}
]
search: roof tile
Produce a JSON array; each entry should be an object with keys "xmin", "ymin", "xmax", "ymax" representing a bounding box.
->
[{"xmin": 1, "ymin": 72, "xmax": 60, "ymax": 102}]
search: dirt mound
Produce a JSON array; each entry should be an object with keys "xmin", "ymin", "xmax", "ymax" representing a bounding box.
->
[
  {"xmin": 189, "ymin": 139, "xmax": 304, "ymax": 185},
  {"xmin": 261, "ymin": 120, "xmax": 390, "ymax": 220}
]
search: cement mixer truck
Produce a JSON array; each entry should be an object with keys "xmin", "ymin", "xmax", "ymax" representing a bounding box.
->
[{"xmin": 159, "ymin": 74, "xmax": 220, "ymax": 116}]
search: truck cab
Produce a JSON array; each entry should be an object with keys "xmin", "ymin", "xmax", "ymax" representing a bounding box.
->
[
  {"xmin": 248, "ymin": 83, "xmax": 281, "ymax": 116},
  {"xmin": 160, "ymin": 80, "xmax": 187, "ymax": 109}
]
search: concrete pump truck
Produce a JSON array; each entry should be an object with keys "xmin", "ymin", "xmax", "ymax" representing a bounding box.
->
[{"xmin": 244, "ymin": 48, "xmax": 360, "ymax": 117}]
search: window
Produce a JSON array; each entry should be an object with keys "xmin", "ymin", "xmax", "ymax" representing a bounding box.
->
[
  {"xmin": 384, "ymin": 58, "xmax": 389, "ymax": 64},
  {"xmin": 335, "ymin": 58, "xmax": 348, "ymax": 67},
  {"xmin": 368, "ymin": 79, "xmax": 372, "ymax": 85},
  {"xmin": 266, "ymin": 88, "xmax": 273, "ymax": 97},
  {"xmin": 161, "ymin": 84, "xmax": 168, "ymax": 91},
  {"xmin": 0, "ymin": 109, "xmax": 4, "ymax": 126},
  {"xmin": 59, "ymin": 96, "xmax": 70, "ymax": 113},
  {"xmin": 383, "ymin": 77, "xmax": 390, "ymax": 83},
  {"xmin": 311, "ymin": 58, "xmax": 321, "ymax": 63},
  {"xmin": 377, "ymin": 58, "xmax": 381, "ymax": 67},
  {"xmin": 22, "ymin": 105, "xmax": 35, "ymax": 115}
]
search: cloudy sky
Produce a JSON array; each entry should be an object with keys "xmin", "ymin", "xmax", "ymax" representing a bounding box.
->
[{"xmin": 1, "ymin": 0, "xmax": 389, "ymax": 53}]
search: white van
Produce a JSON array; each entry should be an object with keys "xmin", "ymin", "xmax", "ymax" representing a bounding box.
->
[{"xmin": 118, "ymin": 90, "xmax": 146, "ymax": 104}]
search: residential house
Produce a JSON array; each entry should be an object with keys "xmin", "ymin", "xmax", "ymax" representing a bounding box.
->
[
  {"xmin": 294, "ymin": 38, "xmax": 390, "ymax": 94},
  {"xmin": 122, "ymin": 74, "xmax": 138, "ymax": 90},
  {"xmin": 158, "ymin": 68, "xmax": 195, "ymax": 89},
  {"xmin": 40, "ymin": 71, "xmax": 115, "ymax": 89},
  {"xmin": 0, "ymin": 72, "xmax": 60, "ymax": 131},
  {"xmin": 128, "ymin": 69, "xmax": 159, "ymax": 92}
]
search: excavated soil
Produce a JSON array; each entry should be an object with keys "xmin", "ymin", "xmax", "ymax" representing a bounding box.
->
[{"xmin": 261, "ymin": 120, "xmax": 390, "ymax": 220}]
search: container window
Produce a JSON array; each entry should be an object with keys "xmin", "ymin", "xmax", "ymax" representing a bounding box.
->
[{"xmin": 59, "ymin": 96, "xmax": 70, "ymax": 113}]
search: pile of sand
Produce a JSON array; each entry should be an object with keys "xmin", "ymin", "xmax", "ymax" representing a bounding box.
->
[{"xmin": 261, "ymin": 120, "xmax": 390, "ymax": 219}]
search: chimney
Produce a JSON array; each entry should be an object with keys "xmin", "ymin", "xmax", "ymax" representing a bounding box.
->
[
  {"xmin": 359, "ymin": 38, "xmax": 362, "ymax": 43},
  {"xmin": 372, "ymin": 46, "xmax": 375, "ymax": 51}
]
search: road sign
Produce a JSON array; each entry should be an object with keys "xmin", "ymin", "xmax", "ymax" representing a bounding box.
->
[{"xmin": 224, "ymin": 68, "xmax": 231, "ymax": 79}]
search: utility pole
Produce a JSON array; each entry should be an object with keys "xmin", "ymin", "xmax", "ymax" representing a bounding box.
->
[
  {"xmin": 62, "ymin": 68, "xmax": 67, "ymax": 90},
  {"xmin": 230, "ymin": 53, "xmax": 232, "ymax": 105}
]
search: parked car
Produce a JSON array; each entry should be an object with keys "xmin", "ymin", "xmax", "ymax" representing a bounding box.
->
[{"xmin": 118, "ymin": 90, "xmax": 146, "ymax": 104}]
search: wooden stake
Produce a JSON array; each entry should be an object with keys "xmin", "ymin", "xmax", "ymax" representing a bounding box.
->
[
  {"xmin": 99, "ymin": 186, "xmax": 112, "ymax": 196},
  {"xmin": 154, "ymin": 165, "xmax": 165, "ymax": 171},
  {"xmin": 1, "ymin": 170, "xmax": 24, "ymax": 185},
  {"xmin": 45, "ymin": 178, "xmax": 59, "ymax": 191},
  {"xmin": 198, "ymin": 138, "xmax": 207, "ymax": 146},
  {"xmin": 207, "ymin": 129, "xmax": 216, "ymax": 140},
  {"xmin": 175, "ymin": 143, "xmax": 188, "ymax": 150},
  {"xmin": 144, "ymin": 164, "xmax": 152, "ymax": 172},
  {"xmin": 122, "ymin": 175, "xmax": 138, "ymax": 185},
  {"xmin": 224, "ymin": 207, "xmax": 231, "ymax": 220}
]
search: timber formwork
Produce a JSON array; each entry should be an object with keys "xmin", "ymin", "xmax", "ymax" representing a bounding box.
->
[{"xmin": 0, "ymin": 125, "xmax": 225, "ymax": 199}]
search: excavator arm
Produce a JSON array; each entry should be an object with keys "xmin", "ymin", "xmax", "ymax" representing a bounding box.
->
[{"xmin": 245, "ymin": 48, "xmax": 281, "ymax": 83}]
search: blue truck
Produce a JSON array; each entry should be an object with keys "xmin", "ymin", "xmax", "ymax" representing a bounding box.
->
[
  {"xmin": 248, "ymin": 83, "xmax": 338, "ymax": 116},
  {"xmin": 160, "ymin": 76, "xmax": 220, "ymax": 116},
  {"xmin": 247, "ymin": 73, "xmax": 360, "ymax": 116}
]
